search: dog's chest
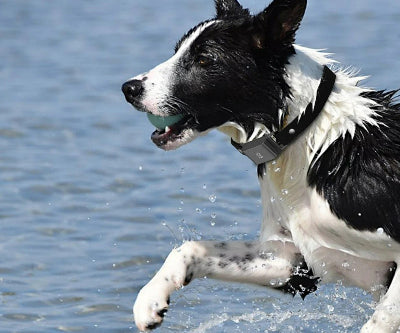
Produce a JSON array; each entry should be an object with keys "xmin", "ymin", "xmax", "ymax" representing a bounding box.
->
[{"xmin": 259, "ymin": 151, "xmax": 399, "ymax": 264}]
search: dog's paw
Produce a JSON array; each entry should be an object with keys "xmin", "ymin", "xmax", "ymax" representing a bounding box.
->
[{"xmin": 133, "ymin": 285, "xmax": 170, "ymax": 332}]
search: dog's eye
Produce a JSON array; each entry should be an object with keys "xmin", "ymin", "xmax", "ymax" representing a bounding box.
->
[{"xmin": 197, "ymin": 55, "xmax": 214, "ymax": 67}]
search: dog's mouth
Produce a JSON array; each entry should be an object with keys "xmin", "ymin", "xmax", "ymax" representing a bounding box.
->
[{"xmin": 147, "ymin": 113, "xmax": 199, "ymax": 150}]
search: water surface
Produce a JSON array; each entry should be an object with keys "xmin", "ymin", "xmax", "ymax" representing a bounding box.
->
[{"xmin": 1, "ymin": 0, "xmax": 400, "ymax": 332}]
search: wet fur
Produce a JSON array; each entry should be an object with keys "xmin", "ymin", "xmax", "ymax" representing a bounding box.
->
[
  {"xmin": 308, "ymin": 90, "xmax": 400, "ymax": 241},
  {"xmin": 122, "ymin": 0, "xmax": 400, "ymax": 332}
]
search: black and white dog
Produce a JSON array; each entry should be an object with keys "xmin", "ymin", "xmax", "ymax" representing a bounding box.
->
[{"xmin": 122, "ymin": 0, "xmax": 400, "ymax": 332}]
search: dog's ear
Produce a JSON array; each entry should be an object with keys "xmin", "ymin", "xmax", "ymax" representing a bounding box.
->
[
  {"xmin": 252, "ymin": 0, "xmax": 307, "ymax": 48},
  {"xmin": 214, "ymin": 0, "xmax": 249, "ymax": 18}
]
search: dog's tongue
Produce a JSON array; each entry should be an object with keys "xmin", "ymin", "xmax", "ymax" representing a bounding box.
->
[{"xmin": 147, "ymin": 113, "xmax": 185, "ymax": 130}]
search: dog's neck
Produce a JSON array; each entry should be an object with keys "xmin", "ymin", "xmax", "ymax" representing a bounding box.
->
[
  {"xmin": 219, "ymin": 45, "xmax": 379, "ymax": 160},
  {"xmin": 288, "ymin": 45, "xmax": 379, "ymax": 158},
  {"xmin": 285, "ymin": 45, "xmax": 334, "ymax": 124}
]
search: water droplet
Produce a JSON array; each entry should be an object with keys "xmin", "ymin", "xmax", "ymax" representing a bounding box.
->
[
  {"xmin": 210, "ymin": 221, "xmax": 216, "ymax": 226},
  {"xmin": 377, "ymin": 227, "xmax": 384, "ymax": 234},
  {"xmin": 209, "ymin": 194, "xmax": 216, "ymax": 203},
  {"xmin": 274, "ymin": 167, "xmax": 281, "ymax": 173},
  {"xmin": 211, "ymin": 213, "xmax": 217, "ymax": 219},
  {"xmin": 261, "ymin": 252, "xmax": 275, "ymax": 260},
  {"xmin": 203, "ymin": 184, "xmax": 207, "ymax": 190},
  {"xmin": 289, "ymin": 129, "xmax": 296, "ymax": 135},
  {"xmin": 139, "ymin": 165, "xmax": 143, "ymax": 171},
  {"xmin": 180, "ymin": 187, "xmax": 185, "ymax": 193},
  {"xmin": 270, "ymin": 196, "xmax": 276, "ymax": 203},
  {"xmin": 342, "ymin": 261, "xmax": 350, "ymax": 268},
  {"xmin": 327, "ymin": 305, "xmax": 335, "ymax": 312},
  {"xmin": 195, "ymin": 208, "xmax": 202, "ymax": 214},
  {"xmin": 282, "ymin": 189, "xmax": 289, "ymax": 195},
  {"xmin": 358, "ymin": 213, "xmax": 362, "ymax": 217}
]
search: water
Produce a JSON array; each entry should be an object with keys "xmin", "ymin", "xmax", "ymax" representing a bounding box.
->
[{"xmin": 0, "ymin": 0, "xmax": 399, "ymax": 332}]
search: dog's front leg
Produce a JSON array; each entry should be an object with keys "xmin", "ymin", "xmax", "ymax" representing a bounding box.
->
[
  {"xmin": 133, "ymin": 240, "xmax": 299, "ymax": 331},
  {"xmin": 361, "ymin": 265, "xmax": 400, "ymax": 333}
]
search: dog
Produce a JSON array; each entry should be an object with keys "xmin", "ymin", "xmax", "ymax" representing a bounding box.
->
[{"xmin": 122, "ymin": 0, "xmax": 400, "ymax": 331}]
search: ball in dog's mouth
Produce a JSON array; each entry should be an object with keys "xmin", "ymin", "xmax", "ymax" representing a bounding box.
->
[
  {"xmin": 147, "ymin": 113, "xmax": 185, "ymax": 130},
  {"xmin": 147, "ymin": 113, "xmax": 196, "ymax": 149}
]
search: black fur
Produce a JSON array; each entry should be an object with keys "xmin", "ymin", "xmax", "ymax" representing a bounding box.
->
[
  {"xmin": 258, "ymin": 162, "xmax": 267, "ymax": 178},
  {"xmin": 277, "ymin": 259, "xmax": 320, "ymax": 299},
  {"xmin": 387, "ymin": 263, "xmax": 397, "ymax": 288},
  {"xmin": 171, "ymin": 21, "xmax": 291, "ymax": 135},
  {"xmin": 167, "ymin": 1, "xmax": 306, "ymax": 138},
  {"xmin": 214, "ymin": 0, "xmax": 250, "ymax": 19},
  {"xmin": 308, "ymin": 90, "xmax": 400, "ymax": 241}
]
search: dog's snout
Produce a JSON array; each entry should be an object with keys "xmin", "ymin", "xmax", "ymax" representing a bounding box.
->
[{"xmin": 122, "ymin": 79, "xmax": 144, "ymax": 103}]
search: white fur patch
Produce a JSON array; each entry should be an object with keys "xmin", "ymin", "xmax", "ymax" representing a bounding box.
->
[
  {"xmin": 218, "ymin": 121, "xmax": 269, "ymax": 144},
  {"xmin": 288, "ymin": 45, "xmax": 380, "ymax": 159}
]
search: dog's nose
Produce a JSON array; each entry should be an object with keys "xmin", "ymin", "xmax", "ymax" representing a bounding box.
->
[{"xmin": 122, "ymin": 79, "xmax": 144, "ymax": 103}]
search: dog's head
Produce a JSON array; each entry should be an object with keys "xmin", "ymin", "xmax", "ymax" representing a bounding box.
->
[{"xmin": 122, "ymin": 0, "xmax": 306, "ymax": 150}]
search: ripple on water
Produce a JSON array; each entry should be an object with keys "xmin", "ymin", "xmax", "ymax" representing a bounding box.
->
[
  {"xmin": 105, "ymin": 256, "xmax": 158, "ymax": 270},
  {"xmin": 57, "ymin": 326, "xmax": 85, "ymax": 332},
  {"xmin": 77, "ymin": 303, "xmax": 123, "ymax": 315},
  {"xmin": 2, "ymin": 313, "xmax": 45, "ymax": 322},
  {"xmin": 0, "ymin": 128, "xmax": 25, "ymax": 138},
  {"xmin": 1, "ymin": 1, "xmax": 399, "ymax": 332},
  {"xmin": 46, "ymin": 296, "xmax": 85, "ymax": 306},
  {"xmin": 37, "ymin": 227, "xmax": 76, "ymax": 237}
]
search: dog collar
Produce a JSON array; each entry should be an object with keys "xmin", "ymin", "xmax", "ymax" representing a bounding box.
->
[{"xmin": 231, "ymin": 65, "xmax": 336, "ymax": 165}]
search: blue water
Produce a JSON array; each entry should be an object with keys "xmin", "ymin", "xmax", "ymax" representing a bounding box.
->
[{"xmin": 0, "ymin": 1, "xmax": 399, "ymax": 332}]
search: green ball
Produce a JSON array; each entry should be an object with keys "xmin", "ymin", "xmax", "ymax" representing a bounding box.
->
[{"xmin": 147, "ymin": 113, "xmax": 185, "ymax": 130}]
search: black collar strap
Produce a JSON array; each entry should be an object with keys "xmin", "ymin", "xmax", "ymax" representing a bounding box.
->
[{"xmin": 231, "ymin": 65, "xmax": 336, "ymax": 165}]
